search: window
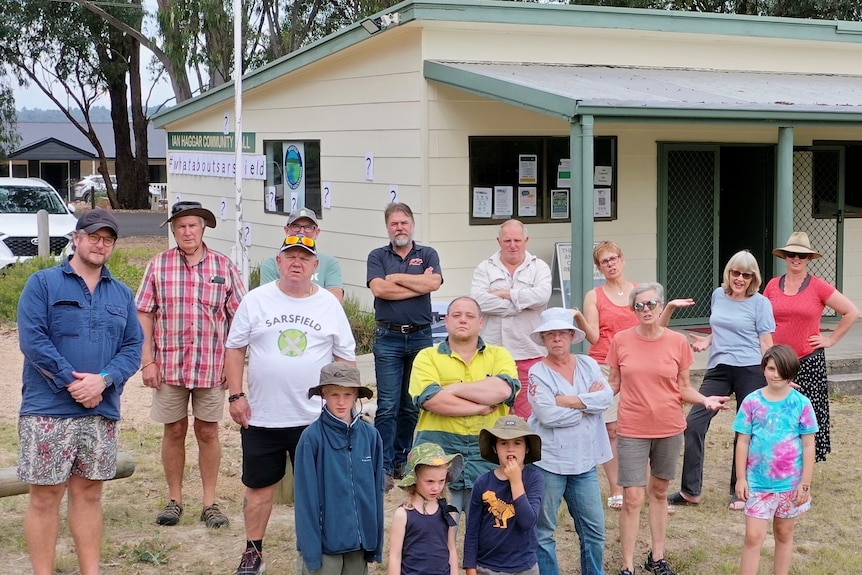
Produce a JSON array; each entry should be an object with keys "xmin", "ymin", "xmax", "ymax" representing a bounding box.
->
[
  {"xmin": 811, "ymin": 143, "xmax": 862, "ymax": 219},
  {"xmin": 263, "ymin": 140, "xmax": 322, "ymax": 216},
  {"xmin": 468, "ymin": 136, "xmax": 617, "ymax": 225}
]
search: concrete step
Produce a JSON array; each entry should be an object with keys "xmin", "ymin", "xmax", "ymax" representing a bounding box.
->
[{"xmin": 828, "ymin": 373, "xmax": 862, "ymax": 396}]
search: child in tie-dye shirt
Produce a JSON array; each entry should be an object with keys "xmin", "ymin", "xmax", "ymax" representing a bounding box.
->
[{"xmin": 733, "ymin": 344, "xmax": 818, "ymax": 575}]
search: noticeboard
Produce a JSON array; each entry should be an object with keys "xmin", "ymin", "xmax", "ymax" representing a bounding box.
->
[{"xmin": 551, "ymin": 242, "xmax": 606, "ymax": 308}]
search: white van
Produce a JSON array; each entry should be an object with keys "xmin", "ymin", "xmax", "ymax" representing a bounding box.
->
[{"xmin": 0, "ymin": 177, "xmax": 78, "ymax": 269}]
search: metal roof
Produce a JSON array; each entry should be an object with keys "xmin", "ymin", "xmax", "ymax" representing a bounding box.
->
[
  {"xmin": 10, "ymin": 122, "xmax": 167, "ymax": 160},
  {"xmin": 424, "ymin": 61, "xmax": 862, "ymax": 124}
]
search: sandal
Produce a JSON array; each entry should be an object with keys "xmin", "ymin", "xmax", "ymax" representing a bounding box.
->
[
  {"xmin": 667, "ymin": 491, "xmax": 700, "ymax": 506},
  {"xmin": 607, "ymin": 494, "xmax": 623, "ymax": 509},
  {"xmin": 728, "ymin": 494, "xmax": 745, "ymax": 511}
]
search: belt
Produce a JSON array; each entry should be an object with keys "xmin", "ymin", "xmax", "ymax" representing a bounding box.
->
[{"xmin": 377, "ymin": 321, "xmax": 430, "ymax": 334}]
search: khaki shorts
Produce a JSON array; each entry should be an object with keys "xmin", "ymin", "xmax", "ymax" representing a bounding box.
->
[
  {"xmin": 297, "ymin": 550, "xmax": 368, "ymax": 575},
  {"xmin": 599, "ymin": 364, "xmax": 620, "ymax": 423},
  {"xmin": 18, "ymin": 415, "xmax": 118, "ymax": 484},
  {"xmin": 150, "ymin": 384, "xmax": 225, "ymax": 424},
  {"xmin": 617, "ymin": 433, "xmax": 684, "ymax": 487}
]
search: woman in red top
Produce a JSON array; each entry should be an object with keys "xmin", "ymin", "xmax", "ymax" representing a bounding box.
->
[{"xmin": 764, "ymin": 232, "xmax": 859, "ymax": 462}]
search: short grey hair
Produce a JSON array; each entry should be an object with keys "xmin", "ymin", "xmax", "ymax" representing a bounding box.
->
[
  {"xmin": 629, "ymin": 282, "xmax": 664, "ymax": 308},
  {"xmin": 498, "ymin": 219, "xmax": 528, "ymax": 239}
]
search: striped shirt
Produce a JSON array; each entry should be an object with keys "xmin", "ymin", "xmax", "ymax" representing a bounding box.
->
[{"xmin": 136, "ymin": 244, "xmax": 245, "ymax": 388}]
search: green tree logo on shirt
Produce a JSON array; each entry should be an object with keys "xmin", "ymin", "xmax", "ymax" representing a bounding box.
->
[{"xmin": 278, "ymin": 329, "xmax": 308, "ymax": 357}]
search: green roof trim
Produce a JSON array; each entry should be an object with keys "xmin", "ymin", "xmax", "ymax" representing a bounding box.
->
[{"xmin": 154, "ymin": 0, "xmax": 862, "ymax": 128}]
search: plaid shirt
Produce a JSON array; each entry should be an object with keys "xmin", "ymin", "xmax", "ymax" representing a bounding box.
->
[{"xmin": 136, "ymin": 244, "xmax": 246, "ymax": 388}]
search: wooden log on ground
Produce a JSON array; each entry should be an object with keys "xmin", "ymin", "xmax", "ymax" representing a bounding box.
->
[
  {"xmin": 0, "ymin": 452, "xmax": 136, "ymax": 498},
  {"xmin": 273, "ymin": 460, "xmax": 295, "ymax": 505}
]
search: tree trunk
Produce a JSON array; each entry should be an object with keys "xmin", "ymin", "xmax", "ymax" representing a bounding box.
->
[{"xmin": 130, "ymin": 34, "xmax": 151, "ymax": 210}]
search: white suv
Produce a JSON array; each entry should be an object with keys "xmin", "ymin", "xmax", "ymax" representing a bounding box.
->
[{"xmin": 0, "ymin": 178, "xmax": 78, "ymax": 270}]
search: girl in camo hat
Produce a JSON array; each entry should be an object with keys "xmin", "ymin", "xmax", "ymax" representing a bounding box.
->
[{"xmin": 389, "ymin": 443, "xmax": 464, "ymax": 575}]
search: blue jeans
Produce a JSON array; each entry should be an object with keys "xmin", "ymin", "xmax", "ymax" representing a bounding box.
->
[
  {"xmin": 372, "ymin": 326, "xmax": 432, "ymax": 475},
  {"xmin": 535, "ymin": 466, "xmax": 606, "ymax": 575}
]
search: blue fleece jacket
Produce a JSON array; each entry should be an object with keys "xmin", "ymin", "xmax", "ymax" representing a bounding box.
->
[{"xmin": 295, "ymin": 407, "xmax": 385, "ymax": 570}]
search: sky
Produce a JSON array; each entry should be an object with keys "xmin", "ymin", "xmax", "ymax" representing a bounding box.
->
[{"xmin": 12, "ymin": 0, "xmax": 177, "ymax": 111}]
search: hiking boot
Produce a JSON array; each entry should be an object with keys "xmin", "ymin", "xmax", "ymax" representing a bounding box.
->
[
  {"xmin": 644, "ymin": 551, "xmax": 677, "ymax": 575},
  {"xmin": 236, "ymin": 547, "xmax": 265, "ymax": 575},
  {"xmin": 155, "ymin": 500, "xmax": 183, "ymax": 526},
  {"xmin": 201, "ymin": 503, "xmax": 229, "ymax": 529}
]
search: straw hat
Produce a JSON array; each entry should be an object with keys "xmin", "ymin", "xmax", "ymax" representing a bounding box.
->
[
  {"xmin": 772, "ymin": 231, "xmax": 822, "ymax": 259},
  {"xmin": 478, "ymin": 415, "xmax": 542, "ymax": 465}
]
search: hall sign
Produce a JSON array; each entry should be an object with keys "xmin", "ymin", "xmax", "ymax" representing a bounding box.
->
[{"xmin": 168, "ymin": 131, "xmax": 256, "ymax": 153}]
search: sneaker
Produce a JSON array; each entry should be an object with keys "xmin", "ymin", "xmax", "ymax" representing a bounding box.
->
[
  {"xmin": 644, "ymin": 551, "xmax": 677, "ymax": 575},
  {"xmin": 201, "ymin": 503, "xmax": 229, "ymax": 529},
  {"xmin": 155, "ymin": 500, "xmax": 183, "ymax": 526},
  {"xmin": 236, "ymin": 547, "xmax": 265, "ymax": 575}
]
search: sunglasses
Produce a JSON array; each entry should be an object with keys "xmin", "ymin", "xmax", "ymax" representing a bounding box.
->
[
  {"xmin": 282, "ymin": 235, "xmax": 316, "ymax": 248},
  {"xmin": 633, "ymin": 300, "xmax": 659, "ymax": 312},
  {"xmin": 784, "ymin": 252, "xmax": 810, "ymax": 260},
  {"xmin": 730, "ymin": 269, "xmax": 754, "ymax": 280}
]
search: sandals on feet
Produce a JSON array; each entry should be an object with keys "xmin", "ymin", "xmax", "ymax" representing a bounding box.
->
[
  {"xmin": 667, "ymin": 491, "xmax": 700, "ymax": 506},
  {"xmin": 728, "ymin": 494, "xmax": 745, "ymax": 511},
  {"xmin": 607, "ymin": 494, "xmax": 623, "ymax": 509}
]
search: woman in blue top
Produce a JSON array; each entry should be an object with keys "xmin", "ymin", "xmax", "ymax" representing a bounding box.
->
[{"xmin": 668, "ymin": 250, "xmax": 775, "ymax": 510}]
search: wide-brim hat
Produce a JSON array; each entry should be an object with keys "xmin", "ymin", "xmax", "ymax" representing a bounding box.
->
[
  {"xmin": 772, "ymin": 231, "xmax": 822, "ymax": 259},
  {"xmin": 287, "ymin": 207, "xmax": 319, "ymax": 226},
  {"xmin": 530, "ymin": 307, "xmax": 586, "ymax": 347},
  {"xmin": 161, "ymin": 201, "xmax": 217, "ymax": 228},
  {"xmin": 479, "ymin": 415, "xmax": 542, "ymax": 465},
  {"xmin": 307, "ymin": 361, "xmax": 373, "ymax": 400},
  {"xmin": 398, "ymin": 442, "xmax": 464, "ymax": 488}
]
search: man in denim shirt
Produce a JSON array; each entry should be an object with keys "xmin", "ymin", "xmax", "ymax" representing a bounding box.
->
[{"xmin": 17, "ymin": 208, "xmax": 143, "ymax": 575}]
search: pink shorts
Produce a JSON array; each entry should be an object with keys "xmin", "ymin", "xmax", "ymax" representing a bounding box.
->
[{"xmin": 744, "ymin": 490, "xmax": 810, "ymax": 520}]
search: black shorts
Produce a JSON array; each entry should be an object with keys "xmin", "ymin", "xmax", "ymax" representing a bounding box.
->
[{"xmin": 240, "ymin": 425, "xmax": 307, "ymax": 489}]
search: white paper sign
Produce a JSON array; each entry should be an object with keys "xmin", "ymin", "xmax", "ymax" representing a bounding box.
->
[
  {"xmin": 243, "ymin": 223, "xmax": 252, "ymax": 247},
  {"xmin": 220, "ymin": 197, "xmax": 228, "ymax": 220},
  {"xmin": 265, "ymin": 187, "xmax": 276, "ymax": 212},
  {"xmin": 167, "ymin": 152, "xmax": 267, "ymax": 180},
  {"xmin": 557, "ymin": 159, "xmax": 571, "ymax": 188},
  {"xmin": 364, "ymin": 152, "xmax": 374, "ymax": 181},
  {"xmin": 323, "ymin": 182, "xmax": 332, "ymax": 209},
  {"xmin": 473, "ymin": 187, "xmax": 492, "ymax": 218},
  {"xmin": 594, "ymin": 166, "xmax": 612, "ymax": 186},
  {"xmin": 518, "ymin": 187, "xmax": 537, "ymax": 217},
  {"xmin": 594, "ymin": 188, "xmax": 611, "ymax": 218},
  {"xmin": 551, "ymin": 190, "xmax": 569, "ymax": 220},
  {"xmin": 519, "ymin": 154, "xmax": 538, "ymax": 184},
  {"xmin": 290, "ymin": 192, "xmax": 299, "ymax": 213},
  {"xmin": 494, "ymin": 186, "xmax": 514, "ymax": 217}
]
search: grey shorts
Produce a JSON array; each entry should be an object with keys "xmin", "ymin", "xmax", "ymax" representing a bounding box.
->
[
  {"xmin": 297, "ymin": 550, "xmax": 368, "ymax": 575},
  {"xmin": 17, "ymin": 415, "xmax": 118, "ymax": 484},
  {"xmin": 617, "ymin": 434, "xmax": 684, "ymax": 487},
  {"xmin": 150, "ymin": 384, "xmax": 225, "ymax": 424},
  {"xmin": 477, "ymin": 564, "xmax": 539, "ymax": 575}
]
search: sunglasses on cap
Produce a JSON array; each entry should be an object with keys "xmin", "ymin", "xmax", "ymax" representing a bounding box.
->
[
  {"xmin": 633, "ymin": 300, "xmax": 659, "ymax": 312},
  {"xmin": 730, "ymin": 269, "xmax": 754, "ymax": 280},
  {"xmin": 784, "ymin": 252, "xmax": 810, "ymax": 260},
  {"xmin": 280, "ymin": 235, "xmax": 316, "ymax": 251}
]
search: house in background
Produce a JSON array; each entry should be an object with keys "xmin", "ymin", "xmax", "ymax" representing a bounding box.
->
[
  {"xmin": 153, "ymin": 0, "xmax": 862, "ymax": 321},
  {"xmin": 3, "ymin": 121, "xmax": 167, "ymax": 201}
]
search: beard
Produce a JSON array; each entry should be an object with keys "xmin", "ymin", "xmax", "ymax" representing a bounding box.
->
[{"xmin": 392, "ymin": 235, "xmax": 412, "ymax": 248}]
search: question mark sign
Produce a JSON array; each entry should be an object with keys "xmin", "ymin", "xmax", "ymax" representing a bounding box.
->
[
  {"xmin": 324, "ymin": 187, "xmax": 330, "ymax": 208},
  {"xmin": 291, "ymin": 196, "xmax": 297, "ymax": 210},
  {"xmin": 391, "ymin": 190, "xmax": 397, "ymax": 203},
  {"xmin": 244, "ymin": 225, "xmax": 251, "ymax": 246},
  {"xmin": 366, "ymin": 158, "xmax": 372, "ymax": 178},
  {"xmin": 221, "ymin": 200, "xmax": 226, "ymax": 220}
]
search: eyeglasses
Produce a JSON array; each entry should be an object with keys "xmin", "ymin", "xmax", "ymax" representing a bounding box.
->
[
  {"xmin": 784, "ymin": 252, "xmax": 810, "ymax": 260},
  {"xmin": 633, "ymin": 300, "xmax": 659, "ymax": 312},
  {"xmin": 283, "ymin": 235, "xmax": 316, "ymax": 248},
  {"xmin": 730, "ymin": 269, "xmax": 754, "ymax": 280},
  {"xmin": 288, "ymin": 223, "xmax": 317, "ymax": 233},
  {"xmin": 598, "ymin": 255, "xmax": 620, "ymax": 268},
  {"xmin": 80, "ymin": 232, "xmax": 116, "ymax": 246}
]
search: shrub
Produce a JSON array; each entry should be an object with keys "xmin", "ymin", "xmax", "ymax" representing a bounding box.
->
[{"xmin": 343, "ymin": 293, "xmax": 376, "ymax": 355}]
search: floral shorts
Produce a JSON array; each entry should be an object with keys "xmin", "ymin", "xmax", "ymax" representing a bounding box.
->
[
  {"xmin": 17, "ymin": 415, "xmax": 118, "ymax": 485},
  {"xmin": 744, "ymin": 490, "xmax": 810, "ymax": 520}
]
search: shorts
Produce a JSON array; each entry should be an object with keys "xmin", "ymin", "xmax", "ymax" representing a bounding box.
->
[
  {"xmin": 241, "ymin": 425, "xmax": 307, "ymax": 488},
  {"xmin": 477, "ymin": 564, "xmax": 539, "ymax": 575},
  {"xmin": 617, "ymin": 434, "xmax": 684, "ymax": 487},
  {"xmin": 150, "ymin": 384, "xmax": 225, "ymax": 424},
  {"xmin": 745, "ymin": 491, "xmax": 811, "ymax": 520},
  {"xmin": 297, "ymin": 550, "xmax": 368, "ymax": 575},
  {"xmin": 17, "ymin": 415, "xmax": 118, "ymax": 484}
]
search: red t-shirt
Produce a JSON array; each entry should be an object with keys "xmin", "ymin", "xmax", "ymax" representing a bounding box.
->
[
  {"xmin": 608, "ymin": 327, "xmax": 694, "ymax": 438},
  {"xmin": 588, "ymin": 286, "xmax": 639, "ymax": 364},
  {"xmin": 764, "ymin": 274, "xmax": 835, "ymax": 359}
]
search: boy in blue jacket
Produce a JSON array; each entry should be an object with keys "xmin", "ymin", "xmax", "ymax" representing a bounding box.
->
[{"xmin": 295, "ymin": 361, "xmax": 385, "ymax": 575}]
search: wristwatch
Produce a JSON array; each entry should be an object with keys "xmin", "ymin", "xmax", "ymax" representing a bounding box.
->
[{"xmin": 100, "ymin": 372, "xmax": 114, "ymax": 387}]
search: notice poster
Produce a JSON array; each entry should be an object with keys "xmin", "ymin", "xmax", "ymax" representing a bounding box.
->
[
  {"xmin": 594, "ymin": 165, "xmax": 612, "ymax": 186},
  {"xmin": 557, "ymin": 159, "xmax": 571, "ymax": 188},
  {"xmin": 473, "ymin": 187, "xmax": 492, "ymax": 218},
  {"xmin": 494, "ymin": 186, "xmax": 513, "ymax": 217},
  {"xmin": 594, "ymin": 188, "xmax": 611, "ymax": 218},
  {"xmin": 551, "ymin": 189, "xmax": 569, "ymax": 220},
  {"xmin": 518, "ymin": 187, "xmax": 537, "ymax": 217},
  {"xmin": 519, "ymin": 154, "xmax": 538, "ymax": 185}
]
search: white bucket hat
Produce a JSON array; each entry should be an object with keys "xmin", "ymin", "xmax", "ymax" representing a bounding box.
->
[{"xmin": 530, "ymin": 307, "xmax": 586, "ymax": 347}]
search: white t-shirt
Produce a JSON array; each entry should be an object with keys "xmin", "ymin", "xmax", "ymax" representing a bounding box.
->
[{"xmin": 226, "ymin": 282, "xmax": 356, "ymax": 427}]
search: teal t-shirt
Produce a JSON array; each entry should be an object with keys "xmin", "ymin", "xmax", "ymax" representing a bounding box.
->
[{"xmin": 259, "ymin": 252, "xmax": 343, "ymax": 289}]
